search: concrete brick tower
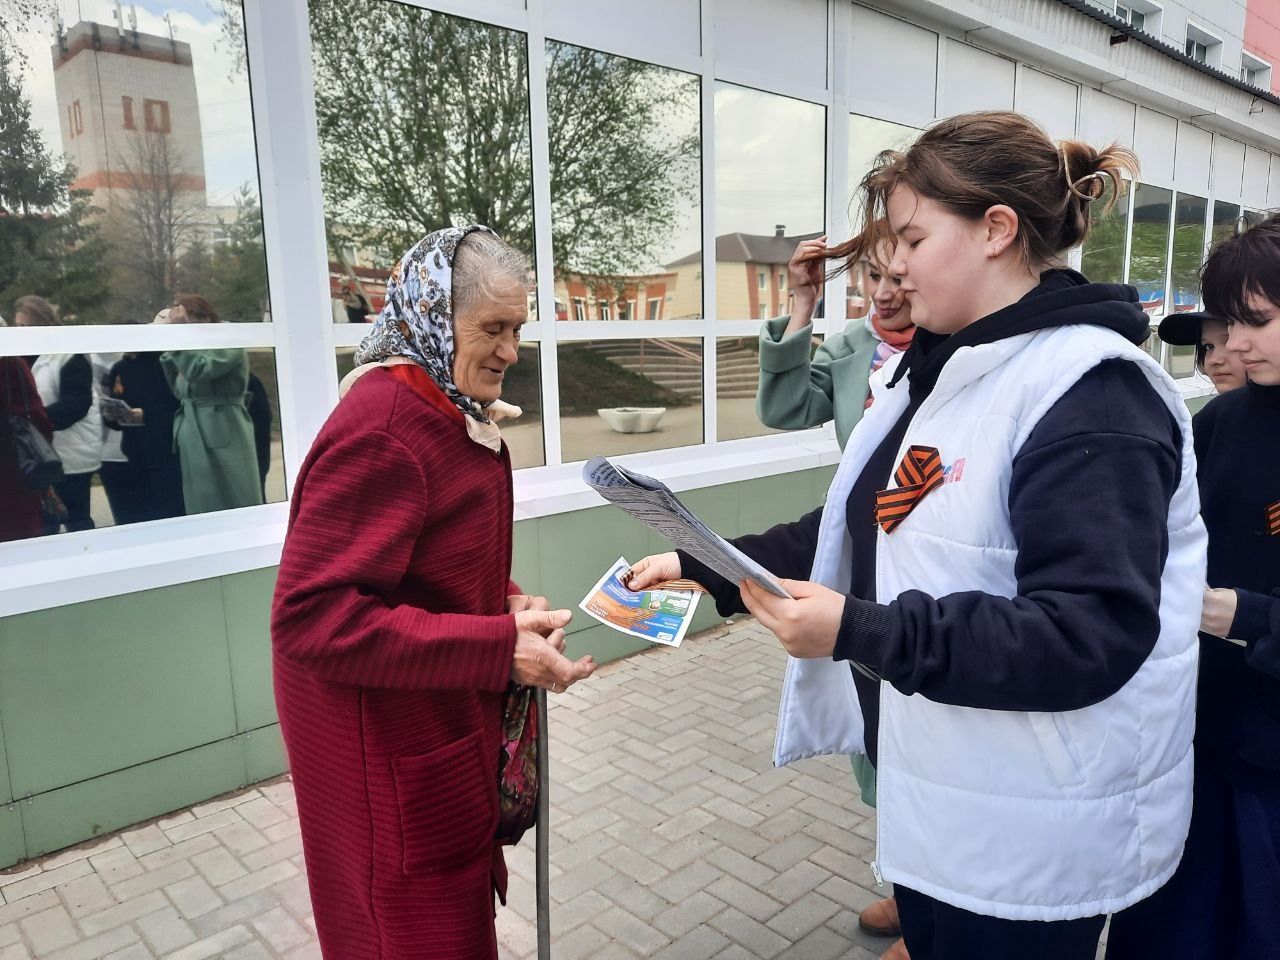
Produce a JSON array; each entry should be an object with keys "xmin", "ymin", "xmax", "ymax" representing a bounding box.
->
[{"xmin": 50, "ymin": 12, "xmax": 207, "ymax": 214}]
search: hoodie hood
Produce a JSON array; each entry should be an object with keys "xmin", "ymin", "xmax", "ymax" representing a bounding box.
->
[{"xmin": 888, "ymin": 269, "xmax": 1151, "ymax": 405}]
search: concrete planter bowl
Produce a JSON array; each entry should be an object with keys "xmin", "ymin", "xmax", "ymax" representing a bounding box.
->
[{"xmin": 597, "ymin": 406, "xmax": 667, "ymax": 433}]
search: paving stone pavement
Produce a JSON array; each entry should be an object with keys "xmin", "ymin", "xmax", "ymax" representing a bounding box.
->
[{"xmin": 0, "ymin": 618, "xmax": 1102, "ymax": 959}]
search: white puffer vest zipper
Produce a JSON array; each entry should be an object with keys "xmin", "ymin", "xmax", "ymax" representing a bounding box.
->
[{"xmin": 774, "ymin": 325, "xmax": 1206, "ymax": 921}]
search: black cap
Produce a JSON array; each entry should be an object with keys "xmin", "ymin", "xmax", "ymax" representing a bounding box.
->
[{"xmin": 1157, "ymin": 310, "xmax": 1217, "ymax": 346}]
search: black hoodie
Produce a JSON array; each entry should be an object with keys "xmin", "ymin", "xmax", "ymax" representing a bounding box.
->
[{"xmin": 680, "ymin": 271, "xmax": 1182, "ymax": 764}]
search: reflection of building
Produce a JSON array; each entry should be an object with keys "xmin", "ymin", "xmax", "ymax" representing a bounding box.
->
[
  {"xmin": 666, "ymin": 227, "xmax": 821, "ymax": 321},
  {"xmin": 51, "ymin": 19, "xmax": 207, "ymax": 215},
  {"xmin": 553, "ymin": 274, "xmax": 674, "ymax": 321}
]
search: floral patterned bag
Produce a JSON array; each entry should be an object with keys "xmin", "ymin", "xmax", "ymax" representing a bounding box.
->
[{"xmin": 495, "ymin": 682, "xmax": 539, "ymax": 845}]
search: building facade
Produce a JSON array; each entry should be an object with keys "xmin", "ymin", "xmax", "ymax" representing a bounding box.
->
[{"xmin": 3, "ymin": 0, "xmax": 1280, "ymax": 866}]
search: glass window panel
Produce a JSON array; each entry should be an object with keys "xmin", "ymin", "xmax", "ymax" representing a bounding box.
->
[
  {"xmin": 1211, "ymin": 201, "xmax": 1241, "ymax": 248},
  {"xmin": 558, "ymin": 338, "xmax": 702, "ymax": 460},
  {"xmin": 1080, "ymin": 179, "xmax": 1128, "ymax": 285},
  {"xmin": 1128, "ymin": 184, "xmax": 1173, "ymax": 319},
  {"xmin": 547, "ymin": 41, "xmax": 701, "ymax": 320},
  {"xmin": 2, "ymin": 347, "xmax": 283, "ymax": 543},
  {"xmin": 713, "ymin": 83, "xmax": 824, "ymax": 322},
  {"xmin": 335, "ymin": 344, "xmax": 544, "ymax": 469},
  {"xmin": 1243, "ymin": 208, "xmax": 1265, "ymax": 230},
  {"xmin": 847, "ymin": 115, "xmax": 919, "ymax": 318},
  {"xmin": 308, "ymin": 1, "xmax": 537, "ymax": 322},
  {"xmin": 717, "ymin": 335, "xmax": 828, "ymax": 442},
  {"xmin": 1170, "ymin": 194, "xmax": 1207, "ymax": 314},
  {"xmin": 1, "ymin": 2, "xmax": 269, "ymax": 326},
  {"xmin": 1167, "ymin": 344, "xmax": 1197, "ymax": 378}
]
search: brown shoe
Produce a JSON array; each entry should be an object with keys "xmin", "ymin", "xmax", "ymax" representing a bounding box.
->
[
  {"xmin": 881, "ymin": 937, "xmax": 910, "ymax": 960},
  {"xmin": 858, "ymin": 896, "xmax": 901, "ymax": 938}
]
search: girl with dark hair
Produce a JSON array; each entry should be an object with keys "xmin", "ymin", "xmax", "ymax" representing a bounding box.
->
[
  {"xmin": 629, "ymin": 111, "xmax": 1206, "ymax": 959},
  {"xmin": 1107, "ymin": 215, "xmax": 1280, "ymax": 960}
]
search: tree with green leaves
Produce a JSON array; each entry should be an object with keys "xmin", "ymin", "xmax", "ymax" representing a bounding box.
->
[
  {"xmin": 0, "ymin": 38, "xmax": 108, "ymax": 322},
  {"xmin": 304, "ymin": 0, "xmax": 697, "ymax": 279},
  {"xmin": 203, "ymin": 185, "xmax": 270, "ymax": 323}
]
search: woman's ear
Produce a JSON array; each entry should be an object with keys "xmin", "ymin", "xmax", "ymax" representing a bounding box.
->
[{"xmin": 984, "ymin": 205, "xmax": 1020, "ymax": 259}]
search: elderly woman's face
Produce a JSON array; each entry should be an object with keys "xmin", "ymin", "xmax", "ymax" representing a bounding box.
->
[{"xmin": 453, "ymin": 279, "xmax": 526, "ymax": 404}]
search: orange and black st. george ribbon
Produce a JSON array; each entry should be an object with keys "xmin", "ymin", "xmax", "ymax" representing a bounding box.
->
[
  {"xmin": 875, "ymin": 445, "xmax": 945, "ymax": 534},
  {"xmin": 1267, "ymin": 500, "xmax": 1280, "ymax": 537}
]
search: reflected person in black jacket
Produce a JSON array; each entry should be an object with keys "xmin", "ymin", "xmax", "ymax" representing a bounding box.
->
[{"xmin": 104, "ymin": 352, "xmax": 184, "ymax": 523}]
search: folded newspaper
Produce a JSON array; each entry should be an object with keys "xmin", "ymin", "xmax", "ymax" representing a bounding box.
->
[{"xmin": 582, "ymin": 457, "xmax": 792, "ymax": 599}]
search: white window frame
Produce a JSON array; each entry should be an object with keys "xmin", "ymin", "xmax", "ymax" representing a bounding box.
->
[
  {"xmin": 1114, "ymin": 0, "xmax": 1160, "ymax": 35},
  {"xmin": 646, "ymin": 297, "xmax": 662, "ymax": 321},
  {"xmin": 1241, "ymin": 50, "xmax": 1272, "ymax": 90},
  {"xmin": 1184, "ymin": 21, "xmax": 1223, "ymax": 69}
]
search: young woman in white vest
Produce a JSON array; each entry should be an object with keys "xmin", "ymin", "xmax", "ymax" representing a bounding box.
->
[
  {"xmin": 628, "ymin": 110, "xmax": 1206, "ymax": 959},
  {"xmin": 14, "ymin": 294, "xmax": 104, "ymax": 533},
  {"xmin": 1105, "ymin": 217, "xmax": 1280, "ymax": 960}
]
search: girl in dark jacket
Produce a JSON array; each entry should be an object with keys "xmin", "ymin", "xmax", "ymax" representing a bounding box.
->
[{"xmin": 1107, "ymin": 215, "xmax": 1280, "ymax": 960}]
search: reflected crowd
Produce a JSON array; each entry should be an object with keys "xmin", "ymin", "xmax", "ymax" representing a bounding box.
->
[{"xmin": 0, "ymin": 293, "xmax": 271, "ymax": 543}]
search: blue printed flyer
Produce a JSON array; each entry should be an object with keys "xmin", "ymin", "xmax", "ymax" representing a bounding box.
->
[{"xmin": 578, "ymin": 556, "xmax": 701, "ymax": 647}]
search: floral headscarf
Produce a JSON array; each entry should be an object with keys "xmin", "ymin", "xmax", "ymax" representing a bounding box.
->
[{"xmin": 354, "ymin": 224, "xmax": 494, "ymax": 424}]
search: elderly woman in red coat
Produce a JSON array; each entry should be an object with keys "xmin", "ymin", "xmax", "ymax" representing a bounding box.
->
[{"xmin": 271, "ymin": 225, "xmax": 596, "ymax": 960}]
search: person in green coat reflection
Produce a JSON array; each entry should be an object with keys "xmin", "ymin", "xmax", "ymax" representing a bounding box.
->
[
  {"xmin": 757, "ymin": 231, "xmax": 916, "ymax": 448},
  {"xmin": 163, "ymin": 295, "xmax": 264, "ymax": 515}
]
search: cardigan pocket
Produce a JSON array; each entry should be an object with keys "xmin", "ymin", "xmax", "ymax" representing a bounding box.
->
[{"xmin": 392, "ymin": 730, "xmax": 496, "ymax": 875}]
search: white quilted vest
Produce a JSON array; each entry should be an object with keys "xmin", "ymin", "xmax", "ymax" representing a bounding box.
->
[
  {"xmin": 31, "ymin": 354, "xmax": 103, "ymax": 476},
  {"xmin": 774, "ymin": 325, "xmax": 1206, "ymax": 921}
]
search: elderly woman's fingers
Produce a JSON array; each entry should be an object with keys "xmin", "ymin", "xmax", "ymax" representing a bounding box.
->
[
  {"xmin": 547, "ymin": 628, "xmax": 567, "ymax": 654},
  {"xmin": 544, "ymin": 649, "xmax": 596, "ymax": 689},
  {"xmin": 514, "ymin": 608, "xmax": 572, "ymax": 636}
]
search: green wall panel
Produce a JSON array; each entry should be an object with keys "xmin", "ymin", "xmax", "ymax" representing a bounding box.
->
[
  {"xmin": 510, "ymin": 517, "xmax": 543, "ymax": 599},
  {"xmin": 536, "ymin": 504, "xmax": 645, "ymax": 636},
  {"xmin": 0, "ymin": 717, "xmax": 11, "ymax": 804},
  {"xmin": 21, "ymin": 739, "xmax": 246, "ymax": 858},
  {"xmin": 0, "ymin": 805, "xmax": 22, "ymax": 866},
  {"xmin": 1186, "ymin": 394, "xmax": 1213, "ymax": 415},
  {"xmin": 243, "ymin": 725, "xmax": 288, "ymax": 785},
  {"xmin": 221, "ymin": 568, "xmax": 280, "ymax": 732},
  {"xmin": 0, "ymin": 580, "xmax": 238, "ymax": 797}
]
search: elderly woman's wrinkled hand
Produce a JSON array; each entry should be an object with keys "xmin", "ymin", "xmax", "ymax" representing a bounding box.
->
[
  {"xmin": 506, "ymin": 594, "xmax": 551, "ymax": 614},
  {"xmin": 511, "ymin": 609, "xmax": 597, "ymax": 693}
]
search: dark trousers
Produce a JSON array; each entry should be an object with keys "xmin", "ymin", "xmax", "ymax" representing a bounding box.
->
[
  {"xmin": 43, "ymin": 472, "xmax": 95, "ymax": 534},
  {"xmin": 99, "ymin": 460, "xmax": 145, "ymax": 526},
  {"xmin": 1105, "ymin": 759, "xmax": 1280, "ymax": 960},
  {"xmin": 895, "ymin": 885, "xmax": 1105, "ymax": 960}
]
